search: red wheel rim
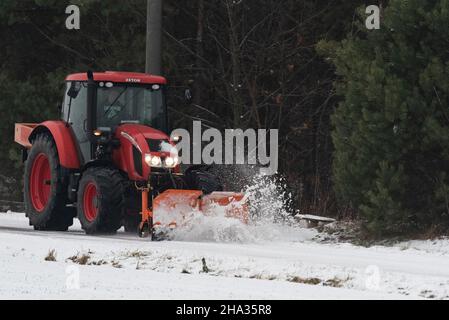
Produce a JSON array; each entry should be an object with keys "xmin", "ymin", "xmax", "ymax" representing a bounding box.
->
[
  {"xmin": 83, "ymin": 182, "xmax": 98, "ymax": 222},
  {"xmin": 29, "ymin": 153, "xmax": 51, "ymax": 212}
]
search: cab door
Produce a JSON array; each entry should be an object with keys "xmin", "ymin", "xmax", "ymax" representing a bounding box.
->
[{"xmin": 61, "ymin": 81, "xmax": 92, "ymax": 164}]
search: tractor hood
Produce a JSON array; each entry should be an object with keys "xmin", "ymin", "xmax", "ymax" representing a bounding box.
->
[
  {"xmin": 117, "ymin": 123, "xmax": 169, "ymax": 142},
  {"xmin": 113, "ymin": 123, "xmax": 177, "ymax": 180}
]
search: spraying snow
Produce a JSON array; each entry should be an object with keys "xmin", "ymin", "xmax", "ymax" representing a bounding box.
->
[{"xmin": 163, "ymin": 172, "xmax": 317, "ymax": 243}]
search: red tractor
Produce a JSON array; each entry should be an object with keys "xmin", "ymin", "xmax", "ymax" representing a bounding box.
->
[{"xmin": 14, "ymin": 71, "xmax": 247, "ymax": 239}]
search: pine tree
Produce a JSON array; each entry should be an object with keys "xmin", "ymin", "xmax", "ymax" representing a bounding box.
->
[{"xmin": 319, "ymin": 0, "xmax": 449, "ymax": 236}]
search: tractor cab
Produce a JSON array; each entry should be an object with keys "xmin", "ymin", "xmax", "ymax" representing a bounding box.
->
[{"xmin": 61, "ymin": 71, "xmax": 168, "ymax": 164}]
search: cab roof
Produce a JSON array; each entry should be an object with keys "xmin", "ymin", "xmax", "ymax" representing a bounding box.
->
[{"xmin": 65, "ymin": 71, "xmax": 167, "ymax": 85}]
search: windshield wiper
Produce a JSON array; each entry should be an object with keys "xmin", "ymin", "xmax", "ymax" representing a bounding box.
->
[
  {"xmin": 108, "ymin": 89, "xmax": 146, "ymax": 121},
  {"xmin": 103, "ymin": 87, "xmax": 128, "ymax": 117}
]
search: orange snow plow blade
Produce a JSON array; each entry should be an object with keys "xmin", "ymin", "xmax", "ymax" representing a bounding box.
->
[{"xmin": 152, "ymin": 189, "xmax": 249, "ymax": 227}]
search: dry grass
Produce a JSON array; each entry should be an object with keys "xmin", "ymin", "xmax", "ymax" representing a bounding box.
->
[
  {"xmin": 111, "ymin": 260, "xmax": 123, "ymax": 268},
  {"xmin": 249, "ymin": 274, "xmax": 277, "ymax": 280},
  {"xmin": 323, "ymin": 277, "xmax": 345, "ymax": 288},
  {"xmin": 45, "ymin": 249, "xmax": 56, "ymax": 262},
  {"xmin": 89, "ymin": 259, "xmax": 108, "ymax": 266},
  {"xmin": 68, "ymin": 253, "xmax": 90, "ymax": 265},
  {"xmin": 288, "ymin": 276, "xmax": 322, "ymax": 285},
  {"xmin": 201, "ymin": 258, "xmax": 210, "ymax": 273},
  {"xmin": 135, "ymin": 260, "xmax": 148, "ymax": 270},
  {"xmin": 126, "ymin": 250, "xmax": 150, "ymax": 258},
  {"xmin": 289, "ymin": 275, "xmax": 349, "ymax": 288},
  {"xmin": 67, "ymin": 252, "xmax": 109, "ymax": 266}
]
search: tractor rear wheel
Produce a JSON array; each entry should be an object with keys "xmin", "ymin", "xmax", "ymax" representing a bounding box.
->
[
  {"xmin": 24, "ymin": 134, "xmax": 73, "ymax": 231},
  {"xmin": 77, "ymin": 167, "xmax": 125, "ymax": 234}
]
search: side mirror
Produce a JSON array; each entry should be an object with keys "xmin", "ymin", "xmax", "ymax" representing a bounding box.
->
[{"xmin": 67, "ymin": 81, "xmax": 81, "ymax": 99}]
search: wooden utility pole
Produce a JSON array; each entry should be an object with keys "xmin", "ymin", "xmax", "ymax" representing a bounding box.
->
[{"xmin": 145, "ymin": 0, "xmax": 162, "ymax": 75}]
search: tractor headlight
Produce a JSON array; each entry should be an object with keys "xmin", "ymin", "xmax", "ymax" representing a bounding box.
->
[
  {"xmin": 144, "ymin": 154, "xmax": 152, "ymax": 165},
  {"xmin": 144, "ymin": 154, "xmax": 162, "ymax": 167},
  {"xmin": 164, "ymin": 156, "xmax": 179, "ymax": 168},
  {"xmin": 144, "ymin": 154, "xmax": 179, "ymax": 168},
  {"xmin": 150, "ymin": 155, "xmax": 162, "ymax": 167}
]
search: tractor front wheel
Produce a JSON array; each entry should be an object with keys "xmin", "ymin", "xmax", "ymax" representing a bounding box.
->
[{"xmin": 77, "ymin": 167, "xmax": 125, "ymax": 234}]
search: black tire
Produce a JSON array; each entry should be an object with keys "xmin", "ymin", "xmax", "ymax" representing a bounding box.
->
[
  {"xmin": 77, "ymin": 167, "xmax": 125, "ymax": 234},
  {"xmin": 24, "ymin": 134, "xmax": 73, "ymax": 231},
  {"xmin": 184, "ymin": 168, "xmax": 223, "ymax": 194}
]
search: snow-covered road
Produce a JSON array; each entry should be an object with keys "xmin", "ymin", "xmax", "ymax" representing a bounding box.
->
[{"xmin": 1, "ymin": 211, "xmax": 448, "ymax": 299}]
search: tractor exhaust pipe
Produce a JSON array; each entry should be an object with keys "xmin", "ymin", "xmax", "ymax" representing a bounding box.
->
[
  {"xmin": 86, "ymin": 71, "xmax": 96, "ymax": 137},
  {"xmin": 86, "ymin": 70, "xmax": 97, "ymax": 158}
]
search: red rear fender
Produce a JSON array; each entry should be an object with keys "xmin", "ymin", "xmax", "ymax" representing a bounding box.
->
[{"xmin": 29, "ymin": 121, "xmax": 81, "ymax": 169}]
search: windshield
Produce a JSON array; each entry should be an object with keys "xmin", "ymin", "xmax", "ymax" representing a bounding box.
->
[{"xmin": 96, "ymin": 84, "xmax": 167, "ymax": 132}]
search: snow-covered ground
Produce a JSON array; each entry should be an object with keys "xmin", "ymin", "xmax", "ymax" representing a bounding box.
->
[{"xmin": 1, "ymin": 211, "xmax": 449, "ymax": 300}]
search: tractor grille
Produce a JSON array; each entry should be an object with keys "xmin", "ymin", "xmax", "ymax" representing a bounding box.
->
[{"xmin": 132, "ymin": 145, "xmax": 143, "ymax": 176}]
